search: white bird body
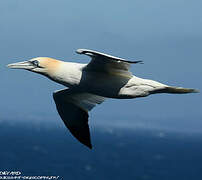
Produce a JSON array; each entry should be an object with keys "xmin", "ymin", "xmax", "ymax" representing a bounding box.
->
[
  {"xmin": 7, "ymin": 49, "xmax": 199, "ymax": 149},
  {"xmin": 43, "ymin": 60, "xmax": 168, "ymax": 99}
]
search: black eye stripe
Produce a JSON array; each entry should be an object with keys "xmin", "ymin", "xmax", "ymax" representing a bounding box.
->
[
  {"xmin": 29, "ymin": 60, "xmax": 44, "ymax": 68},
  {"xmin": 32, "ymin": 60, "xmax": 39, "ymax": 66},
  {"xmin": 30, "ymin": 60, "xmax": 41, "ymax": 68}
]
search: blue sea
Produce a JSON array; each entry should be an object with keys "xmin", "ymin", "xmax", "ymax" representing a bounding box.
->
[{"xmin": 0, "ymin": 119, "xmax": 202, "ymax": 180}]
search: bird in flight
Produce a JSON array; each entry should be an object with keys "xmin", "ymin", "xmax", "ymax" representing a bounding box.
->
[{"xmin": 7, "ymin": 49, "xmax": 199, "ymax": 149}]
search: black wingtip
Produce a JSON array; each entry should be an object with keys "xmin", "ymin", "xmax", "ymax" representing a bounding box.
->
[
  {"xmin": 87, "ymin": 144, "xmax": 93, "ymax": 149},
  {"xmin": 81, "ymin": 136, "xmax": 93, "ymax": 149},
  {"xmin": 133, "ymin": 60, "xmax": 144, "ymax": 64}
]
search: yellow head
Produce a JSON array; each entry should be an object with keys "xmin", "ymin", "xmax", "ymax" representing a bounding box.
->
[{"xmin": 7, "ymin": 57, "xmax": 62, "ymax": 76}]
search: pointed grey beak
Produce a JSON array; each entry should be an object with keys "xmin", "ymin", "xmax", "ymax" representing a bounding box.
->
[{"xmin": 7, "ymin": 61, "xmax": 35, "ymax": 70}]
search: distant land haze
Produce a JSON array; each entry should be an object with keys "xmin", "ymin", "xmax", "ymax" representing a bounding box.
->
[{"xmin": 0, "ymin": 120, "xmax": 202, "ymax": 180}]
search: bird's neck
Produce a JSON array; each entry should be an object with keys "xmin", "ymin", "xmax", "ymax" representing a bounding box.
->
[{"xmin": 46, "ymin": 61, "xmax": 84, "ymax": 87}]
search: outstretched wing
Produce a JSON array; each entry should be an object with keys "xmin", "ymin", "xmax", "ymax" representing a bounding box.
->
[
  {"xmin": 53, "ymin": 88, "xmax": 105, "ymax": 149},
  {"xmin": 76, "ymin": 49, "xmax": 143, "ymax": 77}
]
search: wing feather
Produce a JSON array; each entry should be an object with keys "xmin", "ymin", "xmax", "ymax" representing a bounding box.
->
[
  {"xmin": 76, "ymin": 49, "xmax": 143, "ymax": 77},
  {"xmin": 53, "ymin": 88, "xmax": 105, "ymax": 149}
]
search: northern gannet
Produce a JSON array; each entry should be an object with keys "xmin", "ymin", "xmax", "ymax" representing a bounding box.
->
[{"xmin": 7, "ymin": 49, "xmax": 199, "ymax": 149}]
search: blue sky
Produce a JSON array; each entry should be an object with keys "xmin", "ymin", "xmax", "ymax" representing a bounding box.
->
[{"xmin": 1, "ymin": 0, "xmax": 202, "ymax": 131}]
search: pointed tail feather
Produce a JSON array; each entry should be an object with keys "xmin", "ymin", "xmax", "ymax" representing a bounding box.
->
[
  {"xmin": 165, "ymin": 87, "xmax": 199, "ymax": 94},
  {"xmin": 151, "ymin": 86, "xmax": 199, "ymax": 94}
]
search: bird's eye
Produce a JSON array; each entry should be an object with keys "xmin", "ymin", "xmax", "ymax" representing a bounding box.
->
[{"xmin": 31, "ymin": 60, "xmax": 39, "ymax": 67}]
